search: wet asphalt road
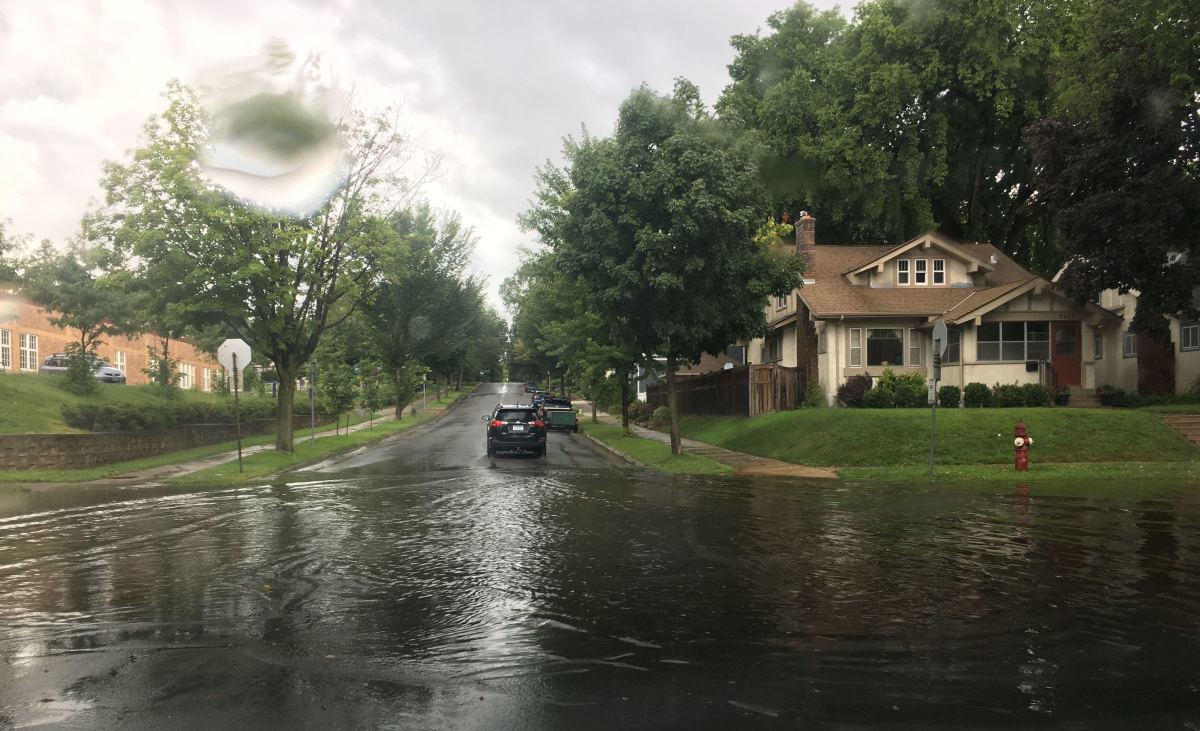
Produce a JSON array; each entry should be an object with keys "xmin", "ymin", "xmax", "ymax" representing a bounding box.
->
[{"xmin": 3, "ymin": 383, "xmax": 1200, "ymax": 728}]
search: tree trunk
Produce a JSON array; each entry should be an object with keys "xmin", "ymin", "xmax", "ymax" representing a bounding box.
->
[
  {"xmin": 666, "ymin": 353, "xmax": 681, "ymax": 455},
  {"xmin": 620, "ymin": 376, "xmax": 630, "ymax": 434},
  {"xmin": 276, "ymin": 368, "xmax": 296, "ymax": 451},
  {"xmin": 393, "ymin": 364, "xmax": 405, "ymax": 420}
]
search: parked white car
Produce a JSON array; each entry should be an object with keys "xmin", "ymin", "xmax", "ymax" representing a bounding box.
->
[{"xmin": 38, "ymin": 353, "xmax": 127, "ymax": 384}]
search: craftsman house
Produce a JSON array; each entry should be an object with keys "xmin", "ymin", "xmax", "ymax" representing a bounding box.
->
[{"xmin": 748, "ymin": 215, "xmax": 1122, "ymax": 405}]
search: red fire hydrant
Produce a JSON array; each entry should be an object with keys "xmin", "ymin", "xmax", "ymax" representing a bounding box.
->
[{"xmin": 1013, "ymin": 420, "xmax": 1034, "ymax": 471}]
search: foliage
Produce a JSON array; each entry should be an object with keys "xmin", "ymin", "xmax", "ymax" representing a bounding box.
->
[
  {"xmin": 61, "ymin": 398, "xmax": 277, "ymax": 432},
  {"xmin": 862, "ymin": 386, "xmax": 895, "ymax": 409},
  {"xmin": 647, "ymin": 406, "xmax": 671, "ymax": 430},
  {"xmin": 92, "ymin": 81, "xmax": 431, "ymax": 450},
  {"xmin": 836, "ymin": 374, "xmax": 873, "ymax": 407},
  {"xmin": 876, "ymin": 368, "xmax": 926, "ymax": 408},
  {"xmin": 521, "ymin": 81, "xmax": 803, "ymax": 452},
  {"xmin": 963, "ymin": 382, "xmax": 992, "ymax": 408},
  {"xmin": 719, "ymin": 0, "xmax": 1066, "ymax": 270},
  {"xmin": 142, "ymin": 345, "xmax": 180, "ymax": 389},
  {"xmin": 937, "ymin": 385, "xmax": 961, "ymax": 408},
  {"xmin": 0, "ymin": 218, "xmax": 28, "ymax": 287},
  {"xmin": 1021, "ymin": 383, "xmax": 1052, "ymax": 407},
  {"xmin": 1025, "ymin": 0, "xmax": 1199, "ymax": 334},
  {"xmin": 992, "ymin": 383, "xmax": 1025, "ymax": 408},
  {"xmin": 62, "ymin": 343, "xmax": 99, "ymax": 396},
  {"xmin": 319, "ymin": 363, "xmax": 359, "ymax": 430},
  {"xmin": 802, "ymin": 380, "xmax": 825, "ymax": 408}
]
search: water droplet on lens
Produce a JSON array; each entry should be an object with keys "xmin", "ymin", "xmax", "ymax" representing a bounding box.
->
[{"xmin": 196, "ymin": 40, "xmax": 346, "ymax": 217}]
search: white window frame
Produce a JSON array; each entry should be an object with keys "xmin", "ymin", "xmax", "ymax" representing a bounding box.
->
[
  {"xmin": 178, "ymin": 362, "xmax": 195, "ymax": 390},
  {"xmin": 976, "ymin": 321, "xmax": 1050, "ymax": 362},
  {"xmin": 115, "ymin": 350, "xmax": 126, "ymax": 373},
  {"xmin": 866, "ymin": 328, "xmax": 905, "ymax": 366},
  {"xmin": 1182, "ymin": 321, "xmax": 1199, "ymax": 352},
  {"xmin": 0, "ymin": 329, "xmax": 9, "ymax": 370},
  {"xmin": 849, "ymin": 328, "xmax": 863, "ymax": 368},
  {"xmin": 18, "ymin": 333, "xmax": 37, "ymax": 372},
  {"xmin": 908, "ymin": 328, "xmax": 922, "ymax": 367},
  {"xmin": 914, "ymin": 259, "xmax": 928, "ymax": 285},
  {"xmin": 202, "ymin": 367, "xmax": 211, "ymax": 392},
  {"xmin": 1093, "ymin": 332, "xmax": 1103, "ymax": 360},
  {"xmin": 1123, "ymin": 331, "xmax": 1137, "ymax": 358},
  {"xmin": 896, "ymin": 260, "xmax": 910, "ymax": 286},
  {"xmin": 776, "ymin": 294, "xmax": 788, "ymax": 310},
  {"xmin": 944, "ymin": 328, "xmax": 961, "ymax": 364},
  {"xmin": 932, "ymin": 259, "xmax": 945, "ymax": 285}
]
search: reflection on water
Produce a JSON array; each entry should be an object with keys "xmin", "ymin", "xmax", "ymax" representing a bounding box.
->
[{"xmin": 2, "ymin": 473, "xmax": 1200, "ymax": 727}]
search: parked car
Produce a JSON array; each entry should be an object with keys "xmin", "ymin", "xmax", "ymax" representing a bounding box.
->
[
  {"xmin": 39, "ymin": 353, "xmax": 127, "ymax": 384},
  {"xmin": 524, "ymin": 381, "xmax": 538, "ymax": 393},
  {"xmin": 483, "ymin": 404, "xmax": 547, "ymax": 458},
  {"xmin": 540, "ymin": 397, "xmax": 578, "ymax": 433},
  {"xmin": 532, "ymin": 390, "xmax": 550, "ymax": 408}
]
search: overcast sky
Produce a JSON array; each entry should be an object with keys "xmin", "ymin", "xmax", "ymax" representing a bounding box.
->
[{"xmin": 0, "ymin": 0, "xmax": 843, "ymax": 313}]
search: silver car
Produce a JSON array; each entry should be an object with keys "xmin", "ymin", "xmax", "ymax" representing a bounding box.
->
[{"xmin": 39, "ymin": 353, "xmax": 127, "ymax": 384}]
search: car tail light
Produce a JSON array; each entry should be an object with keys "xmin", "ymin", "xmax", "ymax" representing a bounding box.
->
[
  {"xmin": 490, "ymin": 420, "xmax": 504, "ymax": 427},
  {"xmin": 532, "ymin": 420, "xmax": 544, "ymax": 428}
]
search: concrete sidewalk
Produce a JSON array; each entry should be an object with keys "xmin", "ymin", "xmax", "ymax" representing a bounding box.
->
[{"xmin": 577, "ymin": 403, "xmax": 837, "ymax": 480}]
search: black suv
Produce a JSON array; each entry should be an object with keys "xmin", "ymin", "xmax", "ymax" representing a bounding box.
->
[{"xmin": 483, "ymin": 404, "xmax": 547, "ymax": 458}]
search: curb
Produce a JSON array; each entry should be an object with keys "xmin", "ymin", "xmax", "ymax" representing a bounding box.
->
[{"xmin": 578, "ymin": 425, "xmax": 647, "ymax": 469}]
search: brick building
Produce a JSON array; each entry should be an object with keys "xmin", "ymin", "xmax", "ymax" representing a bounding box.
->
[{"xmin": 0, "ymin": 296, "xmax": 222, "ymax": 390}]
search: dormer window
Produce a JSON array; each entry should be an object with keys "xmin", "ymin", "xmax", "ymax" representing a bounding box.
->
[
  {"xmin": 915, "ymin": 259, "xmax": 928, "ymax": 285},
  {"xmin": 933, "ymin": 259, "xmax": 945, "ymax": 285},
  {"xmin": 897, "ymin": 260, "xmax": 910, "ymax": 285}
]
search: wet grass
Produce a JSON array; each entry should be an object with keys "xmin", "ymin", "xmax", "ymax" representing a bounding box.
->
[
  {"xmin": 168, "ymin": 390, "xmax": 470, "ymax": 487},
  {"xmin": 580, "ymin": 420, "xmax": 733, "ymax": 475},
  {"xmin": 0, "ymin": 373, "xmax": 258, "ymax": 434},
  {"xmin": 679, "ymin": 407, "xmax": 1199, "ymax": 468}
]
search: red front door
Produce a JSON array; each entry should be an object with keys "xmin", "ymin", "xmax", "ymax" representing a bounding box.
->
[{"xmin": 1051, "ymin": 321, "xmax": 1081, "ymax": 386}]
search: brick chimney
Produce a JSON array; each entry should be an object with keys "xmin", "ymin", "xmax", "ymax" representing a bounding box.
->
[{"xmin": 796, "ymin": 212, "xmax": 816, "ymax": 278}]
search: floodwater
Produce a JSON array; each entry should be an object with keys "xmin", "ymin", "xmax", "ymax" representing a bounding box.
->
[{"xmin": 1, "ymin": 385, "xmax": 1199, "ymax": 728}]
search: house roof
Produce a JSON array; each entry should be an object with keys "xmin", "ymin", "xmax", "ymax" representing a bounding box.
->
[{"xmin": 797, "ymin": 235, "xmax": 1049, "ymax": 319}]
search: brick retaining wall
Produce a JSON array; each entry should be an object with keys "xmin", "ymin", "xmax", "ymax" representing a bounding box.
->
[{"xmin": 0, "ymin": 419, "xmax": 283, "ymax": 471}]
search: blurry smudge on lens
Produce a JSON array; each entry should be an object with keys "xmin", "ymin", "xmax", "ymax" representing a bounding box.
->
[{"xmin": 196, "ymin": 39, "xmax": 346, "ymax": 217}]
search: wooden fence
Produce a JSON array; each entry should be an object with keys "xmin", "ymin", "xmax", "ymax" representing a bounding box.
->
[{"xmin": 646, "ymin": 364, "xmax": 802, "ymax": 418}]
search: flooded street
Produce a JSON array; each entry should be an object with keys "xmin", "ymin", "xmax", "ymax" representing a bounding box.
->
[{"xmin": 2, "ymin": 385, "xmax": 1200, "ymax": 728}]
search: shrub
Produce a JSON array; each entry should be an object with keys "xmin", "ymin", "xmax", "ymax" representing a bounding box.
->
[
  {"xmin": 61, "ymin": 398, "xmax": 279, "ymax": 432},
  {"xmin": 803, "ymin": 380, "xmax": 826, "ymax": 408},
  {"xmin": 862, "ymin": 385, "xmax": 895, "ymax": 408},
  {"xmin": 647, "ymin": 406, "xmax": 671, "ymax": 429},
  {"xmin": 893, "ymin": 381, "xmax": 926, "ymax": 408},
  {"xmin": 963, "ymin": 382, "xmax": 992, "ymax": 408},
  {"xmin": 1021, "ymin": 383, "xmax": 1051, "ymax": 407},
  {"xmin": 836, "ymin": 374, "xmax": 873, "ymax": 407},
  {"xmin": 992, "ymin": 383, "xmax": 1025, "ymax": 407},
  {"xmin": 938, "ymin": 385, "xmax": 961, "ymax": 407},
  {"xmin": 626, "ymin": 400, "xmax": 650, "ymax": 424}
]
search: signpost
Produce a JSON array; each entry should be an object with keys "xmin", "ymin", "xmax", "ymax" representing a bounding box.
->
[
  {"xmin": 928, "ymin": 320, "xmax": 948, "ymax": 478},
  {"xmin": 217, "ymin": 339, "xmax": 252, "ymax": 473}
]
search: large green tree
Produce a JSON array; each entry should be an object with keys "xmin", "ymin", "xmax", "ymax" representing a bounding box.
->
[
  {"xmin": 1025, "ymin": 0, "xmax": 1199, "ymax": 333},
  {"xmin": 719, "ymin": 0, "xmax": 1066, "ymax": 270},
  {"xmin": 93, "ymin": 82, "xmax": 424, "ymax": 450},
  {"xmin": 523, "ymin": 82, "xmax": 802, "ymax": 453}
]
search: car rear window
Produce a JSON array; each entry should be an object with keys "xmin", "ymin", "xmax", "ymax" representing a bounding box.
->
[{"xmin": 496, "ymin": 409, "xmax": 536, "ymax": 422}]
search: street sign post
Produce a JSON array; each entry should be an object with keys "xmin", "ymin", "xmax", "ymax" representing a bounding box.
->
[
  {"xmin": 928, "ymin": 320, "xmax": 949, "ymax": 478},
  {"xmin": 217, "ymin": 339, "xmax": 252, "ymax": 473}
]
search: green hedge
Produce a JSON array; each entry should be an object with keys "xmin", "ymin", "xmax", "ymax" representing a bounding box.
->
[{"xmin": 61, "ymin": 398, "xmax": 283, "ymax": 432}]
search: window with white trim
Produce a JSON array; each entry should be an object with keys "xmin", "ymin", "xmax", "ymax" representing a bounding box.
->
[
  {"xmin": 976, "ymin": 322, "xmax": 1050, "ymax": 361},
  {"xmin": 18, "ymin": 333, "xmax": 37, "ymax": 371},
  {"xmin": 1123, "ymin": 331, "xmax": 1137, "ymax": 358},
  {"xmin": 914, "ymin": 259, "xmax": 928, "ymax": 285},
  {"xmin": 178, "ymin": 362, "xmax": 195, "ymax": 390},
  {"xmin": 1093, "ymin": 332, "xmax": 1103, "ymax": 360},
  {"xmin": 765, "ymin": 336, "xmax": 783, "ymax": 363},
  {"xmin": 1182, "ymin": 321, "xmax": 1199, "ymax": 352},
  {"xmin": 849, "ymin": 328, "xmax": 862, "ymax": 367},
  {"xmin": 908, "ymin": 329, "xmax": 922, "ymax": 367},
  {"xmin": 202, "ymin": 367, "xmax": 211, "ymax": 391},
  {"xmin": 0, "ymin": 329, "xmax": 9, "ymax": 370},
  {"xmin": 776, "ymin": 294, "xmax": 787, "ymax": 309},
  {"xmin": 867, "ymin": 328, "xmax": 904, "ymax": 366},
  {"xmin": 115, "ymin": 350, "xmax": 126, "ymax": 373},
  {"xmin": 932, "ymin": 259, "xmax": 945, "ymax": 285},
  {"xmin": 897, "ymin": 260, "xmax": 910, "ymax": 285}
]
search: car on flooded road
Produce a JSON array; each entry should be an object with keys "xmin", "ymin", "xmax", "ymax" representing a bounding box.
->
[{"xmin": 483, "ymin": 404, "xmax": 546, "ymax": 458}]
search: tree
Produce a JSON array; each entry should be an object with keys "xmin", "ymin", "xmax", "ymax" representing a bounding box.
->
[
  {"xmin": 523, "ymin": 82, "xmax": 802, "ymax": 453},
  {"xmin": 21, "ymin": 241, "xmax": 130, "ymax": 395},
  {"xmin": 718, "ymin": 0, "xmax": 1067, "ymax": 271},
  {"xmin": 93, "ymin": 82, "xmax": 429, "ymax": 450},
  {"xmin": 0, "ymin": 219, "xmax": 26, "ymax": 287},
  {"xmin": 1025, "ymin": 0, "xmax": 1200, "ymax": 333},
  {"xmin": 319, "ymin": 363, "xmax": 359, "ymax": 435}
]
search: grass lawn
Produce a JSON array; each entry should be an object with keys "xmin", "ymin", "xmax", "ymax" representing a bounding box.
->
[
  {"xmin": 167, "ymin": 390, "xmax": 470, "ymax": 487},
  {"xmin": 840, "ymin": 461, "xmax": 1200, "ymax": 483},
  {"xmin": 580, "ymin": 420, "xmax": 733, "ymax": 476},
  {"xmin": 0, "ymin": 372, "xmax": 277, "ymax": 434},
  {"xmin": 679, "ymin": 407, "xmax": 1200, "ymax": 468}
]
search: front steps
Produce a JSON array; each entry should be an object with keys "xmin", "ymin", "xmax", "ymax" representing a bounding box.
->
[
  {"xmin": 1066, "ymin": 387, "xmax": 1102, "ymax": 408},
  {"xmin": 1163, "ymin": 415, "xmax": 1200, "ymax": 446}
]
